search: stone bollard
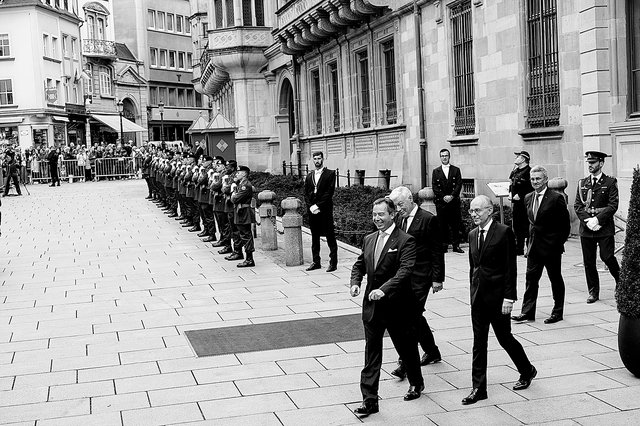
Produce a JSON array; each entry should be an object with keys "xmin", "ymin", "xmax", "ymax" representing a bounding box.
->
[
  {"xmin": 281, "ymin": 197, "xmax": 304, "ymax": 266},
  {"xmin": 418, "ymin": 187, "xmax": 437, "ymax": 215},
  {"xmin": 258, "ymin": 190, "xmax": 278, "ymax": 251},
  {"xmin": 548, "ymin": 177, "xmax": 568, "ymax": 203}
]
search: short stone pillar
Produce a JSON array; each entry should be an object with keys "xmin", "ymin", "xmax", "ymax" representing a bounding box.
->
[
  {"xmin": 418, "ymin": 187, "xmax": 437, "ymax": 215},
  {"xmin": 258, "ymin": 190, "xmax": 278, "ymax": 251},
  {"xmin": 548, "ymin": 177, "xmax": 568, "ymax": 203},
  {"xmin": 281, "ymin": 197, "xmax": 304, "ymax": 266}
]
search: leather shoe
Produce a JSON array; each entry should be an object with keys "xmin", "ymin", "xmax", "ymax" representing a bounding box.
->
[
  {"xmin": 202, "ymin": 236, "xmax": 216, "ymax": 243},
  {"xmin": 420, "ymin": 351, "xmax": 442, "ymax": 366},
  {"xmin": 211, "ymin": 241, "xmax": 226, "ymax": 247},
  {"xmin": 461, "ymin": 388, "xmax": 488, "ymax": 405},
  {"xmin": 305, "ymin": 263, "xmax": 321, "ymax": 271},
  {"xmin": 326, "ymin": 264, "xmax": 337, "ymax": 272},
  {"xmin": 218, "ymin": 247, "xmax": 233, "ymax": 255},
  {"xmin": 403, "ymin": 385, "xmax": 424, "ymax": 401},
  {"xmin": 390, "ymin": 363, "xmax": 406, "ymax": 380},
  {"xmin": 225, "ymin": 252, "xmax": 244, "ymax": 261},
  {"xmin": 188, "ymin": 226, "xmax": 201, "ymax": 232},
  {"xmin": 181, "ymin": 223, "xmax": 192, "ymax": 227},
  {"xmin": 197, "ymin": 230, "xmax": 208, "ymax": 238},
  {"xmin": 544, "ymin": 315, "xmax": 563, "ymax": 324},
  {"xmin": 587, "ymin": 295, "xmax": 599, "ymax": 304},
  {"xmin": 511, "ymin": 313, "xmax": 534, "ymax": 322},
  {"xmin": 452, "ymin": 246, "xmax": 465, "ymax": 253},
  {"xmin": 353, "ymin": 401, "xmax": 379, "ymax": 417},
  {"xmin": 237, "ymin": 259, "xmax": 255, "ymax": 268},
  {"xmin": 513, "ymin": 365, "xmax": 537, "ymax": 390},
  {"xmin": 167, "ymin": 213, "xmax": 178, "ymax": 218}
]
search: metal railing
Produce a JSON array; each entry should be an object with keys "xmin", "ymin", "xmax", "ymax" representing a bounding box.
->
[
  {"xmin": 282, "ymin": 161, "xmax": 309, "ymax": 178},
  {"xmin": 29, "ymin": 157, "xmax": 144, "ymax": 182},
  {"xmin": 94, "ymin": 157, "xmax": 137, "ymax": 179},
  {"xmin": 82, "ymin": 39, "xmax": 117, "ymax": 57},
  {"xmin": 335, "ymin": 169, "xmax": 397, "ymax": 189}
]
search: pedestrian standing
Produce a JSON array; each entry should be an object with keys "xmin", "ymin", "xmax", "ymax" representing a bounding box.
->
[
  {"xmin": 509, "ymin": 151, "xmax": 533, "ymax": 255},
  {"xmin": 432, "ymin": 148, "xmax": 464, "ymax": 253},
  {"xmin": 47, "ymin": 146, "xmax": 60, "ymax": 187}
]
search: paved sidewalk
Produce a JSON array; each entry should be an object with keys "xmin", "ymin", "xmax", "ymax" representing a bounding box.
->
[{"xmin": 0, "ymin": 181, "xmax": 638, "ymax": 425}]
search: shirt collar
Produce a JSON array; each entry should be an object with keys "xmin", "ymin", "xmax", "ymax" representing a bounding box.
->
[
  {"xmin": 314, "ymin": 167, "xmax": 325, "ymax": 174},
  {"xmin": 381, "ymin": 222, "xmax": 396, "ymax": 236},
  {"xmin": 442, "ymin": 164, "xmax": 450, "ymax": 169},
  {"xmin": 592, "ymin": 172, "xmax": 603, "ymax": 181},
  {"xmin": 408, "ymin": 204, "xmax": 419, "ymax": 218},
  {"xmin": 535, "ymin": 186, "xmax": 547, "ymax": 197},
  {"xmin": 480, "ymin": 218, "xmax": 493, "ymax": 233}
]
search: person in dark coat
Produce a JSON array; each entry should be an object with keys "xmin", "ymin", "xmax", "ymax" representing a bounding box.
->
[
  {"xmin": 2, "ymin": 151, "xmax": 21, "ymax": 196},
  {"xmin": 230, "ymin": 165, "xmax": 255, "ymax": 267},
  {"xmin": 46, "ymin": 146, "xmax": 60, "ymax": 187},
  {"xmin": 432, "ymin": 148, "xmax": 464, "ymax": 253},
  {"xmin": 509, "ymin": 151, "xmax": 534, "ymax": 255},
  {"xmin": 574, "ymin": 151, "xmax": 620, "ymax": 304},
  {"xmin": 304, "ymin": 151, "xmax": 338, "ymax": 272}
]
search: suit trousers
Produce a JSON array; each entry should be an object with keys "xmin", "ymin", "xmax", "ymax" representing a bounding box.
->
[
  {"xmin": 415, "ymin": 287, "xmax": 438, "ymax": 354},
  {"xmin": 144, "ymin": 177, "xmax": 153, "ymax": 196},
  {"xmin": 361, "ymin": 318, "xmax": 423, "ymax": 402},
  {"xmin": 521, "ymin": 252, "xmax": 565, "ymax": 318},
  {"xmin": 199, "ymin": 203, "xmax": 216, "ymax": 237},
  {"xmin": 580, "ymin": 236, "xmax": 620, "ymax": 296},
  {"xmin": 311, "ymin": 224, "xmax": 338, "ymax": 266},
  {"xmin": 511, "ymin": 201, "xmax": 529, "ymax": 252},
  {"xmin": 3, "ymin": 174, "xmax": 21, "ymax": 195},
  {"xmin": 471, "ymin": 306, "xmax": 532, "ymax": 391},
  {"xmin": 166, "ymin": 188, "xmax": 176, "ymax": 213},
  {"xmin": 49, "ymin": 164, "xmax": 59, "ymax": 185},
  {"xmin": 215, "ymin": 211, "xmax": 231, "ymax": 247},
  {"xmin": 436, "ymin": 200, "xmax": 462, "ymax": 247}
]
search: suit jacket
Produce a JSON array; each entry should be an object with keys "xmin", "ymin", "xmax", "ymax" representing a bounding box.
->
[
  {"xmin": 304, "ymin": 168, "xmax": 336, "ymax": 233},
  {"xmin": 525, "ymin": 189, "xmax": 570, "ymax": 257},
  {"xmin": 468, "ymin": 221, "xmax": 517, "ymax": 310},
  {"xmin": 432, "ymin": 165, "xmax": 462, "ymax": 207},
  {"xmin": 396, "ymin": 208, "xmax": 445, "ymax": 297},
  {"xmin": 350, "ymin": 227, "xmax": 416, "ymax": 323},
  {"xmin": 573, "ymin": 174, "xmax": 619, "ymax": 237}
]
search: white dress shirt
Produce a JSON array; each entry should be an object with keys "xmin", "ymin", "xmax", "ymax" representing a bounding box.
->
[{"xmin": 442, "ymin": 164, "xmax": 450, "ymax": 179}]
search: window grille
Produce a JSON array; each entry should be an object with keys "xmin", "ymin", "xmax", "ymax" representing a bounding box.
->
[
  {"xmin": 0, "ymin": 34, "xmax": 10, "ymax": 57},
  {"xmin": 382, "ymin": 40, "xmax": 397, "ymax": 125},
  {"xmin": 214, "ymin": 0, "xmax": 223, "ymax": 28},
  {"xmin": 526, "ymin": 0, "xmax": 560, "ymax": 127},
  {"xmin": 225, "ymin": 0, "xmax": 234, "ymax": 27},
  {"xmin": 451, "ymin": 1, "xmax": 475, "ymax": 135},
  {"xmin": 242, "ymin": 0, "xmax": 252, "ymax": 26},
  {"xmin": 356, "ymin": 50, "xmax": 371, "ymax": 128},
  {"xmin": 0, "ymin": 79, "xmax": 13, "ymax": 105},
  {"xmin": 255, "ymin": 0, "xmax": 265, "ymax": 26}
]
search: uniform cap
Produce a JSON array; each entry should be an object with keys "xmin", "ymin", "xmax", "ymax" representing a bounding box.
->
[
  {"xmin": 585, "ymin": 151, "xmax": 610, "ymax": 162},
  {"xmin": 238, "ymin": 165, "xmax": 250, "ymax": 173},
  {"xmin": 514, "ymin": 150, "xmax": 530, "ymax": 161}
]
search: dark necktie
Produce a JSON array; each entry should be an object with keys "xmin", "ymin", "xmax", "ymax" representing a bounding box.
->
[
  {"xmin": 533, "ymin": 193, "xmax": 540, "ymax": 220},
  {"xmin": 478, "ymin": 229, "xmax": 485, "ymax": 252},
  {"xmin": 593, "ymin": 177, "xmax": 597, "ymax": 188},
  {"xmin": 401, "ymin": 217, "xmax": 408, "ymax": 232}
]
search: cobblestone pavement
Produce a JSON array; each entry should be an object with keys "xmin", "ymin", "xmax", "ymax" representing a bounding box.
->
[{"xmin": 1, "ymin": 181, "xmax": 638, "ymax": 425}]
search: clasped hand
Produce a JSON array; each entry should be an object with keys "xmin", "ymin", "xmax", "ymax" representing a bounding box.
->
[{"xmin": 584, "ymin": 217, "xmax": 601, "ymax": 231}]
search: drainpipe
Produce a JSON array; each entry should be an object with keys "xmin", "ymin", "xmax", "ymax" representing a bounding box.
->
[{"xmin": 415, "ymin": 0, "xmax": 428, "ymax": 187}]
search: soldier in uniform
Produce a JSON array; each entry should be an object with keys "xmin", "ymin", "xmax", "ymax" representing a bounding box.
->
[
  {"xmin": 197, "ymin": 156, "xmax": 217, "ymax": 241},
  {"xmin": 509, "ymin": 151, "xmax": 534, "ymax": 255},
  {"xmin": 179, "ymin": 158, "xmax": 195, "ymax": 228},
  {"xmin": 220, "ymin": 160, "xmax": 240, "ymax": 256},
  {"xmin": 142, "ymin": 148, "xmax": 153, "ymax": 199},
  {"xmin": 230, "ymin": 165, "xmax": 255, "ymax": 267},
  {"xmin": 574, "ymin": 151, "xmax": 620, "ymax": 304},
  {"xmin": 211, "ymin": 157, "xmax": 232, "ymax": 252},
  {"xmin": 187, "ymin": 163, "xmax": 202, "ymax": 232},
  {"xmin": 176, "ymin": 162, "xmax": 189, "ymax": 222}
]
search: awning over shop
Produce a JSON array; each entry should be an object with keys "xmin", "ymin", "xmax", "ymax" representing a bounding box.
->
[
  {"xmin": 0, "ymin": 117, "xmax": 24, "ymax": 125},
  {"xmin": 91, "ymin": 114, "xmax": 146, "ymax": 133},
  {"xmin": 52, "ymin": 116, "xmax": 69, "ymax": 122}
]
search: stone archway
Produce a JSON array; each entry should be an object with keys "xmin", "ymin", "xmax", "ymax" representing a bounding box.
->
[{"xmin": 277, "ymin": 77, "xmax": 295, "ymax": 165}]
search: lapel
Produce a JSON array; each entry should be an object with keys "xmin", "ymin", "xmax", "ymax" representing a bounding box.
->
[
  {"xmin": 471, "ymin": 227, "xmax": 480, "ymax": 265},
  {"xmin": 407, "ymin": 213, "xmax": 421, "ymax": 233},
  {"xmin": 480, "ymin": 221, "xmax": 497, "ymax": 260},
  {"xmin": 375, "ymin": 227, "xmax": 398, "ymax": 270}
]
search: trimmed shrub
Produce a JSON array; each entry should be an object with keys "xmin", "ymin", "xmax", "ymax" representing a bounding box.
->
[{"xmin": 616, "ymin": 167, "xmax": 640, "ymax": 318}]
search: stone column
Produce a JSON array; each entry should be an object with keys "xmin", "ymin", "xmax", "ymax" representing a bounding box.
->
[
  {"xmin": 258, "ymin": 190, "xmax": 278, "ymax": 251},
  {"xmin": 281, "ymin": 197, "xmax": 304, "ymax": 266}
]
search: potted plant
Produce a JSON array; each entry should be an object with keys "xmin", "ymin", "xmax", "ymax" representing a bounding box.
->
[{"xmin": 616, "ymin": 167, "xmax": 640, "ymax": 377}]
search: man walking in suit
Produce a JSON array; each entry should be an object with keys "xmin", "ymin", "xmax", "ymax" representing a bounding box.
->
[
  {"xmin": 388, "ymin": 186, "xmax": 445, "ymax": 380},
  {"xmin": 432, "ymin": 148, "xmax": 464, "ymax": 253},
  {"xmin": 304, "ymin": 151, "xmax": 338, "ymax": 272},
  {"xmin": 511, "ymin": 166, "xmax": 570, "ymax": 324},
  {"xmin": 509, "ymin": 151, "xmax": 534, "ymax": 255},
  {"xmin": 574, "ymin": 151, "xmax": 620, "ymax": 303},
  {"xmin": 463, "ymin": 195, "xmax": 536, "ymax": 405},
  {"xmin": 350, "ymin": 197, "xmax": 424, "ymax": 417}
]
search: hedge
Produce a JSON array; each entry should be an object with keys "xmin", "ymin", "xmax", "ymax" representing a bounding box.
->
[{"xmin": 616, "ymin": 167, "xmax": 640, "ymax": 318}]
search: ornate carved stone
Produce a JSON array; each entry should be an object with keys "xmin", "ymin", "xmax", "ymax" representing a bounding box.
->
[
  {"xmin": 299, "ymin": 19, "xmax": 324, "ymax": 43},
  {"xmin": 351, "ymin": 0, "xmax": 379, "ymax": 16},
  {"xmin": 313, "ymin": 9, "xmax": 340, "ymax": 35}
]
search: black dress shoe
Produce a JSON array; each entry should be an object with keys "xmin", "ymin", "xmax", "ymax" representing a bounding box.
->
[
  {"xmin": 218, "ymin": 247, "xmax": 233, "ymax": 255},
  {"xmin": 353, "ymin": 401, "xmax": 379, "ymax": 417},
  {"xmin": 225, "ymin": 252, "xmax": 244, "ymax": 261},
  {"xmin": 326, "ymin": 264, "xmax": 337, "ymax": 272},
  {"xmin": 420, "ymin": 351, "xmax": 442, "ymax": 366},
  {"xmin": 305, "ymin": 263, "xmax": 321, "ymax": 271},
  {"xmin": 197, "ymin": 230, "xmax": 208, "ymax": 238},
  {"xmin": 461, "ymin": 388, "xmax": 488, "ymax": 405},
  {"xmin": 513, "ymin": 365, "xmax": 537, "ymax": 390},
  {"xmin": 181, "ymin": 223, "xmax": 193, "ymax": 228},
  {"xmin": 237, "ymin": 259, "xmax": 255, "ymax": 268},
  {"xmin": 202, "ymin": 236, "xmax": 216, "ymax": 243},
  {"xmin": 167, "ymin": 213, "xmax": 178, "ymax": 218},
  {"xmin": 188, "ymin": 226, "xmax": 202, "ymax": 232},
  {"xmin": 403, "ymin": 385, "xmax": 424, "ymax": 401},
  {"xmin": 452, "ymin": 246, "xmax": 465, "ymax": 253},
  {"xmin": 390, "ymin": 363, "xmax": 406, "ymax": 380},
  {"xmin": 587, "ymin": 295, "xmax": 599, "ymax": 304},
  {"xmin": 544, "ymin": 315, "xmax": 563, "ymax": 324},
  {"xmin": 211, "ymin": 241, "xmax": 226, "ymax": 247},
  {"xmin": 145, "ymin": 195, "xmax": 153, "ymax": 199},
  {"xmin": 511, "ymin": 313, "xmax": 534, "ymax": 322}
]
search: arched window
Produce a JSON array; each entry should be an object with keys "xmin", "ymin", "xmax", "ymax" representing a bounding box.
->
[{"xmin": 99, "ymin": 66, "xmax": 111, "ymax": 96}]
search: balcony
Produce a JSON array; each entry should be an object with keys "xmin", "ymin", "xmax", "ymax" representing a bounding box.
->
[{"xmin": 82, "ymin": 39, "xmax": 117, "ymax": 58}]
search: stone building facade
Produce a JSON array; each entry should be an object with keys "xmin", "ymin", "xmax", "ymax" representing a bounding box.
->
[{"xmin": 191, "ymin": 0, "xmax": 640, "ymax": 217}]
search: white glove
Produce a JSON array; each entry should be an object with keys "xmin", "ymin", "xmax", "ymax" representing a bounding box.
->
[
  {"xmin": 310, "ymin": 204, "xmax": 320, "ymax": 214},
  {"xmin": 585, "ymin": 217, "xmax": 599, "ymax": 231}
]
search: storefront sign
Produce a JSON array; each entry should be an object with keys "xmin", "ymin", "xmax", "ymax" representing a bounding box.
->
[{"xmin": 46, "ymin": 88, "xmax": 58, "ymax": 103}]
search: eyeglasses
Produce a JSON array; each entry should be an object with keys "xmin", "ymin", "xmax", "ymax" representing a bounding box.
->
[{"xmin": 468, "ymin": 208, "xmax": 487, "ymax": 215}]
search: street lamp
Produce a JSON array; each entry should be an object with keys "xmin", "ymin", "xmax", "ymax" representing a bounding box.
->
[
  {"xmin": 158, "ymin": 101, "xmax": 165, "ymax": 150},
  {"xmin": 116, "ymin": 100, "xmax": 124, "ymax": 144}
]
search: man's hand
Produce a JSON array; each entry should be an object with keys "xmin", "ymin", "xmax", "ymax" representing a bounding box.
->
[
  {"xmin": 368, "ymin": 289, "xmax": 385, "ymax": 301},
  {"xmin": 443, "ymin": 195, "xmax": 453, "ymax": 203},
  {"xmin": 350, "ymin": 285, "xmax": 360, "ymax": 297},
  {"xmin": 310, "ymin": 204, "xmax": 320, "ymax": 215},
  {"xmin": 432, "ymin": 282, "xmax": 443, "ymax": 294},
  {"xmin": 502, "ymin": 300, "xmax": 514, "ymax": 315},
  {"xmin": 585, "ymin": 217, "xmax": 599, "ymax": 231}
]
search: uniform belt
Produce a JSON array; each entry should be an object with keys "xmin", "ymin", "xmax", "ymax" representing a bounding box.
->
[
  {"xmin": 236, "ymin": 203, "xmax": 251, "ymax": 208},
  {"xmin": 589, "ymin": 207, "xmax": 606, "ymax": 214}
]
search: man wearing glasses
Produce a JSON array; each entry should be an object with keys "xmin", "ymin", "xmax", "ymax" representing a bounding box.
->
[{"xmin": 432, "ymin": 148, "xmax": 464, "ymax": 253}]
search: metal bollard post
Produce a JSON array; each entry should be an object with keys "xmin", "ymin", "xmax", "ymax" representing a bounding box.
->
[
  {"xmin": 418, "ymin": 187, "xmax": 437, "ymax": 215},
  {"xmin": 258, "ymin": 190, "xmax": 278, "ymax": 251},
  {"xmin": 281, "ymin": 197, "xmax": 304, "ymax": 266}
]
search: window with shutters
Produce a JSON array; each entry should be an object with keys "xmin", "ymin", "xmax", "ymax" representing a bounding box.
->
[{"xmin": 451, "ymin": 1, "xmax": 475, "ymax": 135}]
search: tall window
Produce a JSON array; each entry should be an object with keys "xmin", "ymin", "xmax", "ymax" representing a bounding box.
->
[
  {"xmin": 187, "ymin": 53, "xmax": 193, "ymax": 70},
  {"xmin": 242, "ymin": 0, "xmax": 252, "ymax": 26},
  {"xmin": 226, "ymin": 0, "xmax": 234, "ymax": 27},
  {"xmin": 328, "ymin": 61, "xmax": 340, "ymax": 132},
  {"xmin": 381, "ymin": 39, "xmax": 397, "ymax": 125},
  {"xmin": 87, "ymin": 16, "xmax": 95, "ymax": 38},
  {"xmin": 0, "ymin": 79, "xmax": 13, "ymax": 105},
  {"xmin": 214, "ymin": 0, "xmax": 224, "ymax": 28},
  {"xmin": 159, "ymin": 49, "xmax": 167, "ymax": 67},
  {"xmin": 149, "ymin": 86, "xmax": 158, "ymax": 105},
  {"xmin": 178, "ymin": 89, "xmax": 185, "ymax": 107},
  {"xmin": 97, "ymin": 18, "xmax": 105, "ymax": 40},
  {"xmin": 526, "ymin": 0, "xmax": 560, "ymax": 127},
  {"xmin": 178, "ymin": 52, "xmax": 185, "ymax": 69},
  {"xmin": 451, "ymin": 1, "xmax": 475, "ymax": 135},
  {"xmin": 99, "ymin": 66, "xmax": 111, "ymax": 96},
  {"xmin": 0, "ymin": 34, "xmax": 11, "ymax": 57},
  {"xmin": 255, "ymin": 0, "xmax": 264, "ymax": 26},
  {"xmin": 51, "ymin": 36, "xmax": 58, "ymax": 57},
  {"xmin": 310, "ymin": 69, "xmax": 322, "ymax": 134},
  {"xmin": 356, "ymin": 50, "xmax": 371, "ymax": 128},
  {"xmin": 150, "ymin": 48, "xmax": 158, "ymax": 66},
  {"xmin": 62, "ymin": 35, "xmax": 69, "ymax": 57},
  {"xmin": 86, "ymin": 64, "xmax": 93, "ymax": 95},
  {"xmin": 169, "ymin": 51, "xmax": 176, "ymax": 68},
  {"xmin": 168, "ymin": 88, "xmax": 177, "ymax": 106},
  {"xmin": 72, "ymin": 38, "xmax": 77, "ymax": 59},
  {"xmin": 629, "ymin": 0, "xmax": 640, "ymax": 114},
  {"xmin": 147, "ymin": 9, "xmax": 156, "ymax": 28},
  {"xmin": 43, "ymin": 34, "xmax": 49, "ymax": 56},
  {"xmin": 176, "ymin": 15, "xmax": 183, "ymax": 33},
  {"xmin": 167, "ymin": 14, "xmax": 174, "ymax": 31},
  {"xmin": 157, "ymin": 12, "xmax": 165, "ymax": 30}
]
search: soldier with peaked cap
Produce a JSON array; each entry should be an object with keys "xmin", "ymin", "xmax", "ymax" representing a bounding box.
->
[
  {"xmin": 230, "ymin": 165, "xmax": 255, "ymax": 267},
  {"xmin": 197, "ymin": 156, "xmax": 217, "ymax": 241},
  {"xmin": 509, "ymin": 151, "xmax": 534, "ymax": 255},
  {"xmin": 187, "ymin": 163, "xmax": 202, "ymax": 232},
  {"xmin": 179, "ymin": 157, "xmax": 196, "ymax": 227},
  {"xmin": 219, "ymin": 160, "xmax": 240, "ymax": 257},
  {"xmin": 211, "ymin": 157, "xmax": 231, "ymax": 251},
  {"xmin": 574, "ymin": 151, "xmax": 620, "ymax": 304}
]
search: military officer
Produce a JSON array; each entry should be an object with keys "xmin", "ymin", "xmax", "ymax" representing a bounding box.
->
[
  {"xmin": 179, "ymin": 157, "xmax": 195, "ymax": 228},
  {"xmin": 574, "ymin": 151, "xmax": 620, "ymax": 304},
  {"xmin": 197, "ymin": 156, "xmax": 217, "ymax": 241},
  {"xmin": 230, "ymin": 165, "xmax": 255, "ymax": 267},
  {"xmin": 509, "ymin": 151, "xmax": 534, "ymax": 255},
  {"xmin": 220, "ymin": 160, "xmax": 240, "ymax": 257},
  {"xmin": 211, "ymin": 157, "xmax": 232, "ymax": 252}
]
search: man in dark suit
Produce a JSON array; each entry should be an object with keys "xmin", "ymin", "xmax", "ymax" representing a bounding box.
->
[
  {"xmin": 388, "ymin": 186, "xmax": 445, "ymax": 379},
  {"xmin": 350, "ymin": 197, "xmax": 424, "ymax": 417},
  {"xmin": 511, "ymin": 166, "xmax": 570, "ymax": 324},
  {"xmin": 432, "ymin": 148, "xmax": 464, "ymax": 253},
  {"xmin": 509, "ymin": 151, "xmax": 534, "ymax": 255},
  {"xmin": 574, "ymin": 151, "xmax": 620, "ymax": 304},
  {"xmin": 304, "ymin": 151, "xmax": 338, "ymax": 272},
  {"xmin": 463, "ymin": 195, "xmax": 536, "ymax": 405}
]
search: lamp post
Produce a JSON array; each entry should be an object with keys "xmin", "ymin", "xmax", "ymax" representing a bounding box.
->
[
  {"xmin": 158, "ymin": 102, "xmax": 165, "ymax": 150},
  {"xmin": 116, "ymin": 100, "xmax": 124, "ymax": 144}
]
